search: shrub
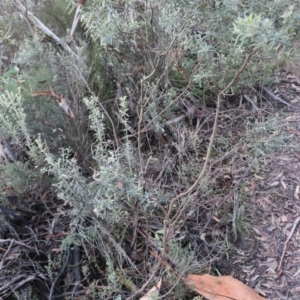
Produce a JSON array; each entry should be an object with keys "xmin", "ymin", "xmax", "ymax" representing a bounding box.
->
[{"xmin": 1, "ymin": 0, "xmax": 300, "ymax": 298}]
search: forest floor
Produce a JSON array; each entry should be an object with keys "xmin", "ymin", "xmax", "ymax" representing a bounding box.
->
[{"xmin": 217, "ymin": 71, "xmax": 300, "ymax": 300}]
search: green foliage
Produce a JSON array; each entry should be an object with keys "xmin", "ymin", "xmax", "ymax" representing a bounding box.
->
[
  {"xmin": 45, "ymin": 254, "xmax": 54, "ymax": 282},
  {"xmin": 235, "ymin": 204, "xmax": 251, "ymax": 234},
  {"xmin": 0, "ymin": 89, "xmax": 27, "ymax": 138},
  {"xmin": 11, "ymin": 285, "xmax": 40, "ymax": 300},
  {"xmin": 29, "ymin": 96, "xmax": 156, "ymax": 224}
]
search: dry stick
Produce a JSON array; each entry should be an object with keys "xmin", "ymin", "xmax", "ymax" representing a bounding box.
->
[
  {"xmin": 69, "ymin": 2, "xmax": 85, "ymax": 41},
  {"xmin": 262, "ymin": 86, "xmax": 292, "ymax": 107},
  {"xmin": 0, "ymin": 239, "xmax": 13, "ymax": 270},
  {"xmin": 0, "ymin": 238, "xmax": 35, "ymax": 249},
  {"xmin": 166, "ymin": 48, "xmax": 261, "ymax": 223},
  {"xmin": 0, "ymin": 275, "xmax": 36, "ymax": 293},
  {"xmin": 14, "ymin": 0, "xmax": 76, "ymax": 57},
  {"xmin": 277, "ymin": 215, "xmax": 300, "ymax": 276},
  {"xmin": 49, "ymin": 247, "xmax": 71, "ymax": 300},
  {"xmin": 232, "ymin": 189, "xmax": 239, "ymax": 243}
]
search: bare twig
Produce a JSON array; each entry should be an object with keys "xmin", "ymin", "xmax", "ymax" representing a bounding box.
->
[
  {"xmin": 243, "ymin": 94, "xmax": 260, "ymax": 112},
  {"xmin": 0, "ymin": 239, "xmax": 13, "ymax": 270},
  {"xmin": 0, "ymin": 238, "xmax": 35, "ymax": 249},
  {"xmin": 114, "ymin": 111, "xmax": 135, "ymax": 134},
  {"xmin": 277, "ymin": 215, "xmax": 300, "ymax": 277},
  {"xmin": 262, "ymin": 86, "xmax": 292, "ymax": 107},
  {"xmin": 153, "ymin": 159, "xmax": 168, "ymax": 184},
  {"xmin": 0, "ymin": 138, "xmax": 9, "ymax": 163},
  {"xmin": 14, "ymin": 0, "xmax": 76, "ymax": 57},
  {"xmin": 232, "ymin": 189, "xmax": 239, "ymax": 243},
  {"xmin": 49, "ymin": 247, "xmax": 71, "ymax": 300},
  {"xmin": 0, "ymin": 275, "xmax": 36, "ymax": 293},
  {"xmin": 68, "ymin": 1, "xmax": 86, "ymax": 41}
]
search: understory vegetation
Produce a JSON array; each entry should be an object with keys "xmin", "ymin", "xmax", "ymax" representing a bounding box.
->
[{"xmin": 0, "ymin": 0, "xmax": 300, "ymax": 299}]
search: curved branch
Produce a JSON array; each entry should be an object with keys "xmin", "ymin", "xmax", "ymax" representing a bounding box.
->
[{"xmin": 166, "ymin": 47, "xmax": 261, "ymax": 222}]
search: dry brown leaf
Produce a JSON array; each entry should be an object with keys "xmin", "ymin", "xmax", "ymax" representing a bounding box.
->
[
  {"xmin": 268, "ymin": 181, "xmax": 279, "ymax": 187},
  {"xmin": 31, "ymin": 89, "xmax": 54, "ymax": 97},
  {"xmin": 184, "ymin": 274, "xmax": 266, "ymax": 300},
  {"xmin": 139, "ymin": 279, "xmax": 162, "ymax": 300},
  {"xmin": 59, "ymin": 97, "xmax": 75, "ymax": 118},
  {"xmin": 0, "ymin": 139, "xmax": 8, "ymax": 162},
  {"xmin": 287, "ymin": 74, "xmax": 298, "ymax": 80},
  {"xmin": 32, "ymin": 87, "xmax": 60, "ymax": 100},
  {"xmin": 281, "ymin": 180, "xmax": 287, "ymax": 190},
  {"xmin": 273, "ymin": 171, "xmax": 283, "ymax": 180},
  {"xmin": 249, "ymin": 179, "xmax": 256, "ymax": 191},
  {"xmin": 278, "ymin": 155, "xmax": 292, "ymax": 161},
  {"xmin": 294, "ymin": 185, "xmax": 300, "ymax": 200},
  {"xmin": 292, "ymin": 83, "xmax": 300, "ymax": 92},
  {"xmin": 286, "ymin": 129, "xmax": 300, "ymax": 136},
  {"xmin": 291, "ymin": 97, "xmax": 300, "ymax": 103},
  {"xmin": 286, "ymin": 116, "xmax": 298, "ymax": 122},
  {"xmin": 49, "ymin": 248, "xmax": 61, "ymax": 253}
]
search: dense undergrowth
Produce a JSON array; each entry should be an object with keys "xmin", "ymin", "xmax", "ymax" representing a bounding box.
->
[{"xmin": 0, "ymin": 0, "xmax": 300, "ymax": 299}]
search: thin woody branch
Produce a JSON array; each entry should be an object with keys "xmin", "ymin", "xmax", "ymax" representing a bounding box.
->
[{"xmin": 14, "ymin": 0, "xmax": 77, "ymax": 57}]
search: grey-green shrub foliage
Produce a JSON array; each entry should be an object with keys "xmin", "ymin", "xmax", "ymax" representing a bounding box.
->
[
  {"xmin": 1, "ymin": 0, "xmax": 300, "ymax": 297},
  {"xmin": 0, "ymin": 0, "xmax": 299, "ymax": 216},
  {"xmin": 0, "ymin": 0, "xmax": 299, "ymax": 225},
  {"xmin": 78, "ymin": 0, "xmax": 300, "ymax": 132},
  {"xmin": 33, "ymin": 95, "xmax": 150, "ymax": 223}
]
